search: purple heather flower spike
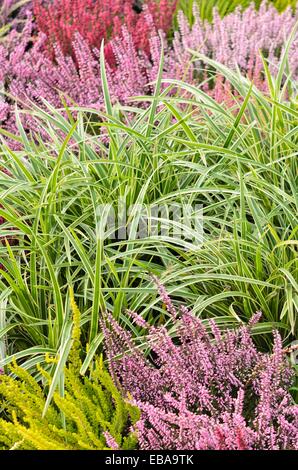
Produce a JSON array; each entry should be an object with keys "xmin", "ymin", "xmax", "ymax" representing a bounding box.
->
[
  {"xmin": 151, "ymin": 275, "xmax": 178, "ymax": 317},
  {"xmin": 104, "ymin": 295, "xmax": 298, "ymax": 450},
  {"xmin": 103, "ymin": 431, "xmax": 119, "ymax": 450}
]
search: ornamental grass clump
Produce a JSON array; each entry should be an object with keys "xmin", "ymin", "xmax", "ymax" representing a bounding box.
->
[
  {"xmin": 104, "ymin": 282, "xmax": 298, "ymax": 450},
  {"xmin": 0, "ymin": 289, "xmax": 140, "ymax": 450}
]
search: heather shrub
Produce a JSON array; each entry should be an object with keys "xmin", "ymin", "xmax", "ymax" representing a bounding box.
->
[
  {"xmin": 0, "ymin": 2, "xmax": 298, "ymax": 144},
  {"xmin": 104, "ymin": 282, "xmax": 298, "ymax": 450},
  {"xmin": 169, "ymin": 3, "xmax": 298, "ymax": 102},
  {"xmin": 0, "ymin": 289, "xmax": 140, "ymax": 450},
  {"xmin": 0, "ymin": 9, "xmax": 167, "ymax": 144},
  {"xmin": 33, "ymin": 0, "xmax": 178, "ymax": 62},
  {"xmin": 178, "ymin": 0, "xmax": 297, "ymax": 22}
]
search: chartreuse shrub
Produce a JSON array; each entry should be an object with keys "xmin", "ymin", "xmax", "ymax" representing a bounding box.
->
[
  {"xmin": 104, "ymin": 281, "xmax": 298, "ymax": 450},
  {"xmin": 0, "ymin": 289, "xmax": 139, "ymax": 450}
]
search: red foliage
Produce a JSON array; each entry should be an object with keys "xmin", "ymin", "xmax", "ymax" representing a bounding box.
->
[{"xmin": 33, "ymin": 0, "xmax": 178, "ymax": 63}]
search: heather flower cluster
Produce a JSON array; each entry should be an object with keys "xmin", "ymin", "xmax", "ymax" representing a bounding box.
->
[
  {"xmin": 32, "ymin": 0, "xmax": 178, "ymax": 63},
  {"xmin": 172, "ymin": 3, "xmax": 298, "ymax": 96},
  {"xmin": 103, "ymin": 283, "xmax": 298, "ymax": 450},
  {"xmin": 0, "ymin": 2, "xmax": 297, "ymax": 143},
  {"xmin": 0, "ymin": 7, "xmax": 168, "ymax": 144}
]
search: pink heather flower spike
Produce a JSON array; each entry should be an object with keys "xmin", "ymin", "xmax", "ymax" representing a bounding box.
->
[
  {"xmin": 103, "ymin": 431, "xmax": 119, "ymax": 450},
  {"xmin": 126, "ymin": 310, "xmax": 150, "ymax": 329},
  {"xmin": 248, "ymin": 311, "xmax": 263, "ymax": 327},
  {"xmin": 151, "ymin": 275, "xmax": 178, "ymax": 317}
]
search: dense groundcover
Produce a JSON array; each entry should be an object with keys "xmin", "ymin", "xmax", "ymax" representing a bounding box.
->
[{"xmin": 0, "ymin": 0, "xmax": 297, "ymax": 451}]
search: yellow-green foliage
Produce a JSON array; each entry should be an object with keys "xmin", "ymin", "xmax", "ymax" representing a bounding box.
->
[{"xmin": 0, "ymin": 290, "xmax": 140, "ymax": 450}]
